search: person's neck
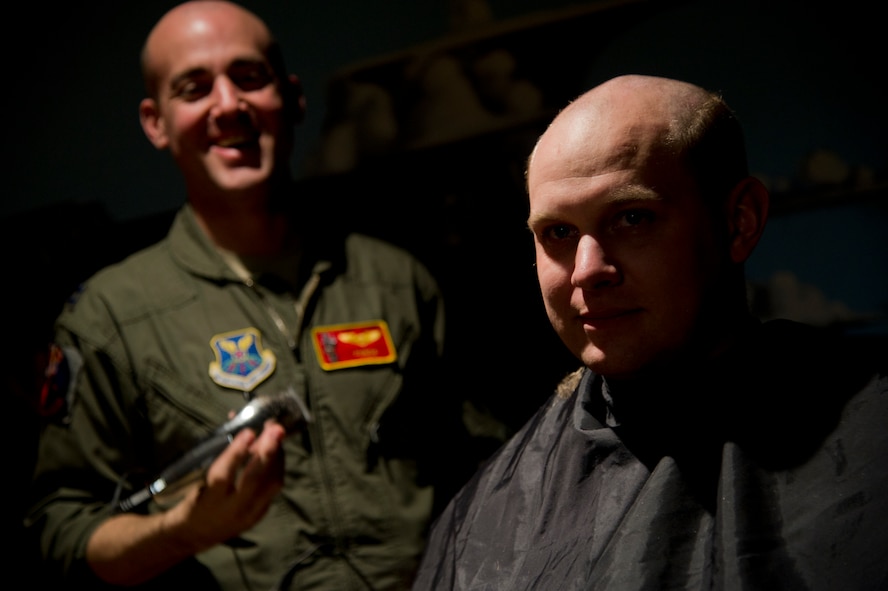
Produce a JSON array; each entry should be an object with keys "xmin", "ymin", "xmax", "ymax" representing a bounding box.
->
[{"xmin": 190, "ymin": 180, "xmax": 296, "ymax": 257}]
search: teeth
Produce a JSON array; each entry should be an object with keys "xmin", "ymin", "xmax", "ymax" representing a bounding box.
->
[{"xmin": 217, "ymin": 136, "xmax": 248, "ymax": 147}]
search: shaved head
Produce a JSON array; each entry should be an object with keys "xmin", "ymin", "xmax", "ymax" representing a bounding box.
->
[
  {"xmin": 530, "ymin": 75, "xmax": 706, "ymax": 173},
  {"xmin": 528, "ymin": 75, "xmax": 748, "ymax": 210},
  {"xmin": 141, "ymin": 1, "xmax": 285, "ymax": 99}
]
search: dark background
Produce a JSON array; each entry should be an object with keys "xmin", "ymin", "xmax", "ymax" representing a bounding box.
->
[{"xmin": 5, "ymin": 0, "xmax": 887, "ymax": 570}]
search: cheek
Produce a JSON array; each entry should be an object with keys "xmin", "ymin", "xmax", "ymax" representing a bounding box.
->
[
  {"xmin": 258, "ymin": 109, "xmax": 292, "ymax": 160},
  {"xmin": 165, "ymin": 109, "xmax": 206, "ymax": 154},
  {"xmin": 256, "ymin": 95, "xmax": 288, "ymax": 130},
  {"xmin": 643, "ymin": 246, "xmax": 711, "ymax": 327},
  {"xmin": 536, "ymin": 259, "xmax": 572, "ymax": 311}
]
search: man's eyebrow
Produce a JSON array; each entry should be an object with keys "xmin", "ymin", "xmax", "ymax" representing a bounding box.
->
[
  {"xmin": 166, "ymin": 58, "xmax": 269, "ymax": 89},
  {"xmin": 526, "ymin": 212, "xmax": 555, "ymax": 229},
  {"xmin": 526, "ymin": 184, "xmax": 663, "ymax": 229},
  {"xmin": 607, "ymin": 184, "xmax": 662, "ymax": 203},
  {"xmin": 229, "ymin": 57, "xmax": 269, "ymax": 68}
]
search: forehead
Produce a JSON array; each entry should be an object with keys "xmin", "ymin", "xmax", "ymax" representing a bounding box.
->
[
  {"xmin": 530, "ymin": 112, "xmax": 675, "ymax": 199},
  {"xmin": 543, "ymin": 92, "xmax": 675, "ymax": 166},
  {"xmin": 146, "ymin": 6, "xmax": 272, "ymax": 81},
  {"xmin": 526, "ymin": 113, "xmax": 705, "ymax": 227}
]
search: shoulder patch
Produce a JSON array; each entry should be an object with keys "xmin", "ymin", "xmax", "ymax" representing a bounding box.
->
[
  {"xmin": 39, "ymin": 344, "xmax": 83, "ymax": 422},
  {"xmin": 311, "ymin": 320, "xmax": 397, "ymax": 371},
  {"xmin": 208, "ymin": 328, "xmax": 276, "ymax": 392}
]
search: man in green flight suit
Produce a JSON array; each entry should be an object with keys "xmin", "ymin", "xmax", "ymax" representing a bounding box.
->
[{"xmin": 24, "ymin": 2, "xmax": 476, "ymax": 589}]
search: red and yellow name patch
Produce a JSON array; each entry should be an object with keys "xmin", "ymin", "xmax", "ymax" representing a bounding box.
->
[{"xmin": 311, "ymin": 320, "xmax": 397, "ymax": 370}]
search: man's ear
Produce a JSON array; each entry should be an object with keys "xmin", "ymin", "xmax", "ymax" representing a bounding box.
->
[
  {"xmin": 726, "ymin": 176, "xmax": 770, "ymax": 264},
  {"xmin": 285, "ymin": 74, "xmax": 306, "ymax": 126},
  {"xmin": 139, "ymin": 98, "xmax": 169, "ymax": 150}
]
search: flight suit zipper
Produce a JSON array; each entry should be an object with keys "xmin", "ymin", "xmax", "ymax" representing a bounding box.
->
[
  {"xmin": 241, "ymin": 265, "xmax": 325, "ymax": 353},
  {"xmin": 242, "ymin": 263, "xmax": 348, "ymax": 548}
]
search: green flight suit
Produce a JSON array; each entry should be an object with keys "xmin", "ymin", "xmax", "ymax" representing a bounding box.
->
[{"xmin": 25, "ymin": 204, "xmax": 463, "ymax": 590}]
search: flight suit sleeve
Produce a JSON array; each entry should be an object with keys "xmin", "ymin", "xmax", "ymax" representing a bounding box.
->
[{"xmin": 24, "ymin": 294, "xmax": 149, "ymax": 585}]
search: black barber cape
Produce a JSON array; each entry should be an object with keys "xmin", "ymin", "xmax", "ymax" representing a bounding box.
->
[{"xmin": 413, "ymin": 320, "xmax": 888, "ymax": 590}]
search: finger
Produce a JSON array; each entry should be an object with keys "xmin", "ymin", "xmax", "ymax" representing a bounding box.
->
[
  {"xmin": 238, "ymin": 426, "xmax": 285, "ymax": 497},
  {"xmin": 241, "ymin": 430, "xmax": 284, "ymax": 482},
  {"xmin": 206, "ymin": 428, "xmax": 256, "ymax": 488},
  {"xmin": 251, "ymin": 420, "xmax": 286, "ymax": 455}
]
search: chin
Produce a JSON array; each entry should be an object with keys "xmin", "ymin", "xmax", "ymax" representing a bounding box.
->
[
  {"xmin": 213, "ymin": 170, "xmax": 274, "ymax": 193},
  {"xmin": 579, "ymin": 343, "xmax": 645, "ymax": 380},
  {"xmin": 577, "ymin": 343, "xmax": 606, "ymax": 370}
]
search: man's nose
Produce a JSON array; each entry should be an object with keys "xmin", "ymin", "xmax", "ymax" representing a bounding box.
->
[
  {"xmin": 571, "ymin": 235, "xmax": 621, "ymax": 289},
  {"xmin": 210, "ymin": 77, "xmax": 243, "ymax": 117}
]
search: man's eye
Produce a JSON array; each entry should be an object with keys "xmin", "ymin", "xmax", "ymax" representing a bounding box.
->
[
  {"xmin": 541, "ymin": 224, "xmax": 577, "ymax": 241},
  {"xmin": 175, "ymin": 81, "xmax": 211, "ymax": 101},
  {"xmin": 233, "ymin": 68, "xmax": 272, "ymax": 91},
  {"xmin": 617, "ymin": 209, "xmax": 655, "ymax": 227}
]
